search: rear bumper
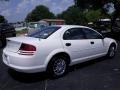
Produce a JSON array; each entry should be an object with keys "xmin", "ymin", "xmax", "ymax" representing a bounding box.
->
[
  {"xmin": 2, "ymin": 49, "xmax": 46, "ymax": 73},
  {"xmin": 3, "ymin": 61, "xmax": 46, "ymax": 73}
]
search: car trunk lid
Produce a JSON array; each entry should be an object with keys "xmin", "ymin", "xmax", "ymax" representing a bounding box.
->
[{"xmin": 6, "ymin": 36, "xmax": 39, "ymax": 53}]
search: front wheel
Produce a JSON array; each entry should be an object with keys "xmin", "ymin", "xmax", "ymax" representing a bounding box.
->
[
  {"xmin": 47, "ymin": 56, "xmax": 69, "ymax": 78},
  {"xmin": 107, "ymin": 45, "xmax": 116, "ymax": 58}
]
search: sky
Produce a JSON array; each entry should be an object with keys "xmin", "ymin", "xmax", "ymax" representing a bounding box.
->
[{"xmin": 0, "ymin": 0, "xmax": 74, "ymax": 22}]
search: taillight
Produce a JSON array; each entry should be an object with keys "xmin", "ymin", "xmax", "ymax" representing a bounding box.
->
[{"xmin": 18, "ymin": 43, "xmax": 36, "ymax": 55}]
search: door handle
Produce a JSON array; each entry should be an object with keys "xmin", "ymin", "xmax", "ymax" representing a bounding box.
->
[
  {"xmin": 90, "ymin": 41, "xmax": 94, "ymax": 44},
  {"xmin": 66, "ymin": 43, "xmax": 71, "ymax": 46}
]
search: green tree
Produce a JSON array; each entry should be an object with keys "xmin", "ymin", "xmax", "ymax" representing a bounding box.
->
[
  {"xmin": 75, "ymin": 0, "xmax": 120, "ymax": 31},
  {"xmin": 74, "ymin": 0, "xmax": 103, "ymax": 10},
  {"xmin": 25, "ymin": 5, "xmax": 55, "ymax": 22},
  {"xmin": 0, "ymin": 15, "xmax": 7, "ymax": 23},
  {"xmin": 85, "ymin": 9, "xmax": 106, "ymax": 22},
  {"xmin": 57, "ymin": 6, "xmax": 87, "ymax": 25}
]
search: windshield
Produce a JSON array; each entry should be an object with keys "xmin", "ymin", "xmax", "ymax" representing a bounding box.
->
[
  {"xmin": 29, "ymin": 23, "xmax": 39, "ymax": 28},
  {"xmin": 27, "ymin": 26, "xmax": 61, "ymax": 39}
]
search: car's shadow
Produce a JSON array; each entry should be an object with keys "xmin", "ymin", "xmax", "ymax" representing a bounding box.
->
[
  {"xmin": 8, "ymin": 56, "xmax": 109, "ymax": 83},
  {"xmin": 69, "ymin": 56, "xmax": 108, "ymax": 72},
  {"xmin": 8, "ymin": 69, "xmax": 48, "ymax": 83}
]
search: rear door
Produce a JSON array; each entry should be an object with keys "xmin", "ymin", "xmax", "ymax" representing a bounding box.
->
[{"xmin": 62, "ymin": 28, "xmax": 96, "ymax": 63}]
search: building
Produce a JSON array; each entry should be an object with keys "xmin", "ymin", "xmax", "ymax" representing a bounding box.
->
[{"xmin": 42, "ymin": 19, "xmax": 65, "ymax": 25}]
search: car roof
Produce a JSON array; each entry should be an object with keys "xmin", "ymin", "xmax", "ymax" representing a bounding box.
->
[{"xmin": 53, "ymin": 25, "xmax": 90, "ymax": 29}]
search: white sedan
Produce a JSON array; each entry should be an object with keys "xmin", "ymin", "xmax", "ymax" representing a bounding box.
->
[{"xmin": 3, "ymin": 25, "xmax": 117, "ymax": 78}]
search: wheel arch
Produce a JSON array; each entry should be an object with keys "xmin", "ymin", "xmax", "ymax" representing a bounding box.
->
[
  {"xmin": 109, "ymin": 42, "xmax": 117, "ymax": 51},
  {"xmin": 45, "ymin": 50, "xmax": 71, "ymax": 70},
  {"xmin": 50, "ymin": 52, "xmax": 71, "ymax": 64},
  {"xmin": 104, "ymin": 38, "xmax": 117, "ymax": 53}
]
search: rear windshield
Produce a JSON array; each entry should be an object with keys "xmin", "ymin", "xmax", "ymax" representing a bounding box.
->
[{"xmin": 27, "ymin": 26, "xmax": 61, "ymax": 39}]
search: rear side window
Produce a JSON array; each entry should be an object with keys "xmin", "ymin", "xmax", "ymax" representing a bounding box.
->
[
  {"xmin": 28, "ymin": 26, "xmax": 61, "ymax": 39},
  {"xmin": 63, "ymin": 28, "xmax": 86, "ymax": 40}
]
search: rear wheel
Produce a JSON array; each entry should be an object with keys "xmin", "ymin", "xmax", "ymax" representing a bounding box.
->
[
  {"xmin": 107, "ymin": 44, "xmax": 116, "ymax": 58},
  {"xmin": 47, "ymin": 55, "xmax": 69, "ymax": 78}
]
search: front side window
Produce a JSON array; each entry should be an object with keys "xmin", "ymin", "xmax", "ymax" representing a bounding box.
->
[
  {"xmin": 63, "ymin": 28, "xmax": 85, "ymax": 40},
  {"xmin": 83, "ymin": 28, "xmax": 103, "ymax": 39},
  {"xmin": 28, "ymin": 26, "xmax": 61, "ymax": 39}
]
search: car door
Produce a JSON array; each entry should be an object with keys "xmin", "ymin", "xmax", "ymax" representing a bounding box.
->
[
  {"xmin": 62, "ymin": 27, "xmax": 97, "ymax": 64},
  {"xmin": 82, "ymin": 28, "xmax": 106, "ymax": 57}
]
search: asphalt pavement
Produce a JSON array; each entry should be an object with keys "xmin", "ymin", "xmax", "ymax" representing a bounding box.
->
[{"xmin": 0, "ymin": 42, "xmax": 120, "ymax": 90}]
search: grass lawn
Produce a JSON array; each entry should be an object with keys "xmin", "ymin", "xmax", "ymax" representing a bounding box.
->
[{"xmin": 16, "ymin": 29, "xmax": 28, "ymax": 36}]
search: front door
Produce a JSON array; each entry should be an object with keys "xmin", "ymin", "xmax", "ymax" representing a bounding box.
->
[{"xmin": 82, "ymin": 28, "xmax": 106, "ymax": 56}]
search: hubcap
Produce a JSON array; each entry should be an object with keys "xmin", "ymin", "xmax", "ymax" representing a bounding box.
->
[
  {"xmin": 109, "ymin": 46, "xmax": 115, "ymax": 57},
  {"xmin": 53, "ymin": 58, "xmax": 66, "ymax": 76}
]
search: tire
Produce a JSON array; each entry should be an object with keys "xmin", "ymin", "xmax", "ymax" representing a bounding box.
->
[
  {"xmin": 107, "ymin": 44, "xmax": 116, "ymax": 58},
  {"xmin": 47, "ymin": 55, "xmax": 69, "ymax": 78}
]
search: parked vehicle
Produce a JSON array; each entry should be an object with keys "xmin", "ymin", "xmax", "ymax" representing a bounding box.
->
[
  {"xmin": 0, "ymin": 23, "xmax": 16, "ymax": 47},
  {"xmin": 27, "ymin": 21, "xmax": 48, "ymax": 34},
  {"xmin": 27, "ymin": 19, "xmax": 65, "ymax": 34},
  {"xmin": 3, "ymin": 25, "xmax": 117, "ymax": 78}
]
